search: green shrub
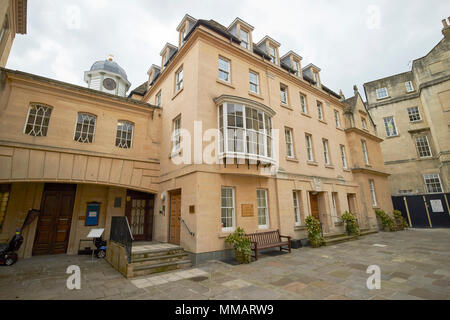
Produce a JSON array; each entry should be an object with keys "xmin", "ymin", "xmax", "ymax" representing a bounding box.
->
[
  {"xmin": 393, "ymin": 210, "xmax": 409, "ymax": 230},
  {"xmin": 225, "ymin": 227, "xmax": 252, "ymax": 264},
  {"xmin": 305, "ymin": 216, "xmax": 324, "ymax": 248},
  {"xmin": 341, "ymin": 211, "xmax": 361, "ymax": 236},
  {"xmin": 375, "ymin": 209, "xmax": 395, "ymax": 231}
]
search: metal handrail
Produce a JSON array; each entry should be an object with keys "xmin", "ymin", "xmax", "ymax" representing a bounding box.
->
[{"xmin": 179, "ymin": 217, "xmax": 195, "ymax": 237}]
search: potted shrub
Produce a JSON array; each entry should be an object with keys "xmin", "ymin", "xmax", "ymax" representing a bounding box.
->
[
  {"xmin": 393, "ymin": 210, "xmax": 408, "ymax": 231},
  {"xmin": 305, "ymin": 216, "xmax": 324, "ymax": 248},
  {"xmin": 225, "ymin": 227, "xmax": 252, "ymax": 264},
  {"xmin": 341, "ymin": 211, "xmax": 360, "ymax": 236},
  {"xmin": 375, "ymin": 209, "xmax": 395, "ymax": 231}
]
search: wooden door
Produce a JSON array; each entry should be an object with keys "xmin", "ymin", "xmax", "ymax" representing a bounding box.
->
[
  {"xmin": 169, "ymin": 190, "xmax": 181, "ymax": 245},
  {"xmin": 309, "ymin": 193, "xmax": 320, "ymax": 222},
  {"xmin": 33, "ymin": 184, "xmax": 76, "ymax": 255},
  {"xmin": 125, "ymin": 190, "xmax": 154, "ymax": 241}
]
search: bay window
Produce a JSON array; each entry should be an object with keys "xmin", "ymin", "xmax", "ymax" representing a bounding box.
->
[{"xmin": 217, "ymin": 100, "xmax": 274, "ymax": 162}]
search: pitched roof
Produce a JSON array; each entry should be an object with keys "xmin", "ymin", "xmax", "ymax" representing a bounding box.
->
[{"xmin": 129, "ymin": 81, "xmax": 148, "ymax": 96}]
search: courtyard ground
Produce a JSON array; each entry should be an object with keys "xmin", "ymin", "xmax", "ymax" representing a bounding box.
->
[{"xmin": 0, "ymin": 228, "xmax": 449, "ymax": 300}]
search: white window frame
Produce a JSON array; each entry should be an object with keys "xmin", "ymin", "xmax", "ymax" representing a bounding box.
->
[
  {"xmin": 24, "ymin": 103, "xmax": 52, "ymax": 137},
  {"xmin": 240, "ymin": 28, "xmax": 249, "ymax": 49},
  {"xmin": 322, "ymin": 139, "xmax": 330, "ymax": 165},
  {"xmin": 172, "ymin": 116, "xmax": 181, "ymax": 153},
  {"xmin": 175, "ymin": 67, "xmax": 183, "ymax": 91},
  {"xmin": 340, "ymin": 144, "xmax": 348, "ymax": 169},
  {"xmin": 305, "ymin": 134, "xmax": 314, "ymax": 162},
  {"xmin": 280, "ymin": 84, "xmax": 288, "ymax": 104},
  {"xmin": 405, "ymin": 81, "xmax": 414, "ymax": 93},
  {"xmin": 334, "ymin": 110, "xmax": 341, "ymax": 128},
  {"xmin": 383, "ymin": 116, "xmax": 398, "ymax": 137},
  {"xmin": 362, "ymin": 140, "xmax": 370, "ymax": 165},
  {"xmin": 407, "ymin": 106, "xmax": 421, "ymax": 122},
  {"xmin": 317, "ymin": 101, "xmax": 323, "ymax": 120},
  {"xmin": 221, "ymin": 187, "xmax": 236, "ymax": 232},
  {"xmin": 269, "ymin": 45, "xmax": 277, "ymax": 65},
  {"xmin": 180, "ymin": 27, "xmax": 186, "ymax": 47},
  {"xmin": 369, "ymin": 179, "xmax": 378, "ymax": 207},
  {"xmin": 249, "ymin": 71, "xmax": 259, "ymax": 94},
  {"xmin": 285, "ymin": 127, "xmax": 294, "ymax": 158},
  {"xmin": 415, "ymin": 135, "xmax": 432, "ymax": 158},
  {"xmin": 292, "ymin": 60, "xmax": 300, "ymax": 77},
  {"xmin": 300, "ymin": 93, "xmax": 307, "ymax": 114},
  {"xmin": 257, "ymin": 189, "xmax": 269, "ymax": 229},
  {"xmin": 293, "ymin": 190, "xmax": 301, "ymax": 226},
  {"xmin": 116, "ymin": 120, "xmax": 134, "ymax": 149},
  {"xmin": 376, "ymin": 87, "xmax": 388, "ymax": 99},
  {"xmin": 423, "ymin": 174, "xmax": 443, "ymax": 194},
  {"xmin": 155, "ymin": 91, "xmax": 161, "ymax": 107},
  {"xmin": 74, "ymin": 113, "xmax": 96, "ymax": 143},
  {"xmin": 218, "ymin": 102, "xmax": 274, "ymax": 162},
  {"xmin": 218, "ymin": 57, "xmax": 231, "ymax": 83}
]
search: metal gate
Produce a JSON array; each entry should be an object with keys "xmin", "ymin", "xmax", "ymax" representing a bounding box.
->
[{"xmin": 392, "ymin": 193, "xmax": 450, "ymax": 228}]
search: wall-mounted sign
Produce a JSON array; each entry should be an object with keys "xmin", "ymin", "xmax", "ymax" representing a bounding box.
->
[
  {"xmin": 85, "ymin": 202, "xmax": 100, "ymax": 226},
  {"xmin": 430, "ymin": 199, "xmax": 444, "ymax": 213},
  {"xmin": 241, "ymin": 204, "xmax": 254, "ymax": 217}
]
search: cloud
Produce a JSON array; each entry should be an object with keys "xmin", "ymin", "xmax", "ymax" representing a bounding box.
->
[{"xmin": 6, "ymin": 0, "xmax": 450, "ymax": 98}]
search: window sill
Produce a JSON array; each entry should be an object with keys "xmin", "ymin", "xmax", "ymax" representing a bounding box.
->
[
  {"xmin": 307, "ymin": 160, "xmax": 318, "ymax": 166},
  {"xmin": 318, "ymin": 119, "xmax": 327, "ymax": 124},
  {"xmin": 376, "ymin": 96, "xmax": 390, "ymax": 101},
  {"xmin": 294, "ymin": 226, "xmax": 306, "ymax": 231},
  {"xmin": 336, "ymin": 127, "xmax": 344, "ymax": 131},
  {"xmin": 385, "ymin": 135, "xmax": 399, "ymax": 139},
  {"xmin": 172, "ymin": 87, "xmax": 184, "ymax": 100},
  {"xmin": 343, "ymin": 168, "xmax": 351, "ymax": 172},
  {"xmin": 410, "ymin": 120, "xmax": 423, "ymax": 124},
  {"xmin": 364, "ymin": 164, "xmax": 372, "ymax": 168},
  {"xmin": 280, "ymin": 103, "xmax": 293, "ymax": 110},
  {"xmin": 286, "ymin": 157, "xmax": 299, "ymax": 163},
  {"xmin": 248, "ymin": 91, "xmax": 263, "ymax": 100},
  {"xmin": 325, "ymin": 164, "xmax": 335, "ymax": 169},
  {"xmin": 301, "ymin": 112, "xmax": 311, "ymax": 118},
  {"xmin": 216, "ymin": 79, "xmax": 235, "ymax": 89}
]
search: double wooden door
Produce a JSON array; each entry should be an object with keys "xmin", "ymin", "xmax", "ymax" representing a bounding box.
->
[
  {"xmin": 125, "ymin": 190, "xmax": 154, "ymax": 241},
  {"xmin": 33, "ymin": 184, "xmax": 76, "ymax": 255},
  {"xmin": 169, "ymin": 190, "xmax": 181, "ymax": 245}
]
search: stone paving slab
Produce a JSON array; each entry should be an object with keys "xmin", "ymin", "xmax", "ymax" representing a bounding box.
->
[{"xmin": 0, "ymin": 229, "xmax": 449, "ymax": 300}]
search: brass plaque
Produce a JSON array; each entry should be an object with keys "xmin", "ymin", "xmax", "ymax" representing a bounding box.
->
[
  {"xmin": 78, "ymin": 216, "xmax": 85, "ymax": 221},
  {"xmin": 189, "ymin": 205, "xmax": 195, "ymax": 214},
  {"xmin": 241, "ymin": 204, "xmax": 254, "ymax": 217}
]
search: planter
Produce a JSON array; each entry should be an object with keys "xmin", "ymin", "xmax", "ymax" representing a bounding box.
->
[
  {"xmin": 290, "ymin": 239, "xmax": 302, "ymax": 249},
  {"xmin": 234, "ymin": 249, "xmax": 250, "ymax": 264}
]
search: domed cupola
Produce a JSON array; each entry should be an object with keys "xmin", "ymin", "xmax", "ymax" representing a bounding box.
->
[{"xmin": 84, "ymin": 55, "xmax": 131, "ymax": 97}]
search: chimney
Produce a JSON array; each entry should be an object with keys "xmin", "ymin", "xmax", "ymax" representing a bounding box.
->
[
  {"xmin": 339, "ymin": 89, "xmax": 345, "ymax": 101},
  {"xmin": 353, "ymin": 85, "xmax": 358, "ymax": 95},
  {"xmin": 442, "ymin": 18, "xmax": 450, "ymax": 38}
]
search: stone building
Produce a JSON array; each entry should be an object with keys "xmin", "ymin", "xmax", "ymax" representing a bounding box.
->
[
  {"xmin": 0, "ymin": 12, "xmax": 393, "ymax": 266},
  {"xmin": 364, "ymin": 18, "xmax": 450, "ymax": 196},
  {"xmin": 0, "ymin": 0, "xmax": 27, "ymax": 67}
]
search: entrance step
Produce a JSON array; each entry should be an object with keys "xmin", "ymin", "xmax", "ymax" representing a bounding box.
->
[
  {"xmin": 360, "ymin": 229, "xmax": 379, "ymax": 236},
  {"xmin": 128, "ymin": 243, "xmax": 192, "ymax": 278}
]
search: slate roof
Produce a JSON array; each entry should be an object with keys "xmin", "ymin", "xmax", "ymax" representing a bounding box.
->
[{"xmin": 129, "ymin": 81, "xmax": 148, "ymax": 96}]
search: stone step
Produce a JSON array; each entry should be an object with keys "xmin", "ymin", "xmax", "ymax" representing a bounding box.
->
[
  {"xmin": 131, "ymin": 259, "xmax": 192, "ymax": 277},
  {"xmin": 324, "ymin": 234, "xmax": 358, "ymax": 246},
  {"xmin": 360, "ymin": 229, "xmax": 378, "ymax": 236},
  {"xmin": 131, "ymin": 252, "xmax": 189, "ymax": 265},
  {"xmin": 131, "ymin": 247, "xmax": 185, "ymax": 260},
  {"xmin": 324, "ymin": 232, "xmax": 347, "ymax": 240}
]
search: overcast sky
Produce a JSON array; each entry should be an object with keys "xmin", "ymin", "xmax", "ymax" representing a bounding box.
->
[{"xmin": 7, "ymin": 0, "xmax": 450, "ymax": 99}]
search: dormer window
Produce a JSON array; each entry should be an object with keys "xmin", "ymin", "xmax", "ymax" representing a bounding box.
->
[
  {"xmin": 240, "ymin": 29, "xmax": 249, "ymax": 49},
  {"xmin": 313, "ymin": 72, "xmax": 320, "ymax": 87},
  {"xmin": 269, "ymin": 45, "xmax": 277, "ymax": 65},
  {"xmin": 292, "ymin": 60, "xmax": 300, "ymax": 77},
  {"xmin": 180, "ymin": 27, "xmax": 186, "ymax": 47},
  {"xmin": 162, "ymin": 52, "xmax": 168, "ymax": 70}
]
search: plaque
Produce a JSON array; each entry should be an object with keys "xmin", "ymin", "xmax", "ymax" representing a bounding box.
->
[{"xmin": 241, "ymin": 204, "xmax": 254, "ymax": 217}]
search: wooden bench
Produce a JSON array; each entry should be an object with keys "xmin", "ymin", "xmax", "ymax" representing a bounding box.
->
[{"xmin": 246, "ymin": 230, "xmax": 291, "ymax": 261}]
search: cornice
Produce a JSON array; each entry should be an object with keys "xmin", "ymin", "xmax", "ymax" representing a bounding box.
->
[{"xmin": 344, "ymin": 127, "xmax": 383, "ymax": 142}]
